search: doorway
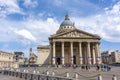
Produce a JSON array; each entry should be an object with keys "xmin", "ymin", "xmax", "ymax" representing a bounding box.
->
[
  {"xmin": 73, "ymin": 56, "xmax": 76, "ymax": 64},
  {"xmin": 57, "ymin": 58, "xmax": 61, "ymax": 65}
]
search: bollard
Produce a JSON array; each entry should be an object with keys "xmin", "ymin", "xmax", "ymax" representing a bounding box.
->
[
  {"xmin": 66, "ymin": 72, "xmax": 69, "ymax": 78},
  {"xmin": 17, "ymin": 69, "xmax": 19, "ymax": 72},
  {"xmin": 112, "ymin": 75, "xmax": 117, "ymax": 80},
  {"xmin": 46, "ymin": 71, "xmax": 49, "ymax": 75},
  {"xmin": 98, "ymin": 74, "xmax": 102, "ymax": 80},
  {"xmin": 26, "ymin": 70, "xmax": 29, "ymax": 73},
  {"xmin": 16, "ymin": 69, "xmax": 18, "ymax": 72},
  {"xmin": 37, "ymin": 71, "xmax": 39, "ymax": 74},
  {"xmin": 75, "ymin": 73, "xmax": 78, "ymax": 79},
  {"xmin": 18, "ymin": 69, "xmax": 20, "ymax": 72},
  {"xmin": 52, "ymin": 71, "xmax": 55, "ymax": 76},
  {"xmin": 33, "ymin": 70, "xmax": 36, "ymax": 74},
  {"xmin": 24, "ymin": 69, "xmax": 26, "ymax": 73}
]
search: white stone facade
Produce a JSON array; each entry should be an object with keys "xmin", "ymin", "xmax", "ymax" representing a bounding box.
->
[
  {"xmin": 0, "ymin": 50, "xmax": 14, "ymax": 68},
  {"xmin": 37, "ymin": 46, "xmax": 51, "ymax": 65},
  {"xmin": 101, "ymin": 50, "xmax": 120, "ymax": 64},
  {"xmin": 37, "ymin": 15, "xmax": 101, "ymax": 65},
  {"xmin": 13, "ymin": 52, "xmax": 25, "ymax": 64}
]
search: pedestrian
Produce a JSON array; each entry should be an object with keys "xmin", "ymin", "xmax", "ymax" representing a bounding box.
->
[
  {"xmin": 86, "ymin": 65, "xmax": 88, "ymax": 70},
  {"xmin": 96, "ymin": 65, "xmax": 100, "ymax": 71},
  {"xmin": 107, "ymin": 66, "xmax": 111, "ymax": 71}
]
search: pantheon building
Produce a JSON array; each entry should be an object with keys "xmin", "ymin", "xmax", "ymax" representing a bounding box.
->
[{"xmin": 37, "ymin": 15, "xmax": 101, "ymax": 65}]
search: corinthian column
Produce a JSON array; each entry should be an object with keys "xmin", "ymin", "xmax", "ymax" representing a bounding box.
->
[
  {"xmin": 62, "ymin": 42, "xmax": 65, "ymax": 65},
  {"xmin": 52, "ymin": 42, "xmax": 56, "ymax": 65},
  {"xmin": 70, "ymin": 42, "xmax": 73, "ymax": 65},
  {"xmin": 79, "ymin": 42, "xmax": 83, "ymax": 65},
  {"xmin": 92, "ymin": 45, "xmax": 96, "ymax": 64},
  {"xmin": 87, "ymin": 42, "xmax": 91, "ymax": 64},
  {"xmin": 96, "ymin": 43, "xmax": 101, "ymax": 64}
]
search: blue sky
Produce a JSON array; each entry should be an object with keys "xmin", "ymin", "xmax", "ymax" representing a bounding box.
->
[{"xmin": 0, "ymin": 0, "xmax": 120, "ymax": 57}]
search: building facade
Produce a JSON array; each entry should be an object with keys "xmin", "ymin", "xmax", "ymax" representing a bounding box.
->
[
  {"xmin": 0, "ymin": 50, "xmax": 14, "ymax": 68},
  {"xmin": 101, "ymin": 50, "xmax": 120, "ymax": 64},
  {"xmin": 13, "ymin": 51, "xmax": 25, "ymax": 64},
  {"xmin": 112, "ymin": 51, "xmax": 120, "ymax": 63},
  {"xmin": 37, "ymin": 46, "xmax": 50, "ymax": 65},
  {"xmin": 37, "ymin": 14, "xmax": 101, "ymax": 65}
]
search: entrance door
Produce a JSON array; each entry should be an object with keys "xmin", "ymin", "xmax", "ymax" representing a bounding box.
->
[
  {"xmin": 73, "ymin": 56, "xmax": 76, "ymax": 64},
  {"xmin": 57, "ymin": 58, "xmax": 61, "ymax": 65}
]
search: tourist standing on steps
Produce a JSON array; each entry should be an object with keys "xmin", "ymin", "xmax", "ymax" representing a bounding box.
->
[
  {"xmin": 96, "ymin": 65, "xmax": 100, "ymax": 71},
  {"xmin": 86, "ymin": 65, "xmax": 88, "ymax": 70}
]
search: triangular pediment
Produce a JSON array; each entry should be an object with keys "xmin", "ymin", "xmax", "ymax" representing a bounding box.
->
[{"xmin": 51, "ymin": 29, "xmax": 100, "ymax": 39}]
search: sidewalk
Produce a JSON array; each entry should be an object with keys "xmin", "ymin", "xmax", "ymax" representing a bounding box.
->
[{"xmin": 0, "ymin": 74, "xmax": 25, "ymax": 80}]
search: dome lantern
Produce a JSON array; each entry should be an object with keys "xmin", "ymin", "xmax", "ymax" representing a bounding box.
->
[{"xmin": 65, "ymin": 14, "xmax": 70, "ymax": 20}]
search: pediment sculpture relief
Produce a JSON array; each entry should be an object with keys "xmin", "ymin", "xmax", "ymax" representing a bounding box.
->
[{"xmin": 58, "ymin": 31, "xmax": 91, "ymax": 38}]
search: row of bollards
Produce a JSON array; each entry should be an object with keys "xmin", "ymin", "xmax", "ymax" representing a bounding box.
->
[
  {"xmin": 46, "ymin": 71, "xmax": 55, "ymax": 76},
  {"xmin": 98, "ymin": 74, "xmax": 117, "ymax": 80},
  {"xmin": 1, "ymin": 70, "xmax": 74, "ymax": 80},
  {"xmin": 67, "ymin": 73, "xmax": 117, "ymax": 80},
  {"xmin": 1, "ymin": 69, "xmax": 118, "ymax": 80},
  {"xmin": 66, "ymin": 73, "xmax": 78, "ymax": 79},
  {"xmin": 30, "ymin": 70, "xmax": 118, "ymax": 80}
]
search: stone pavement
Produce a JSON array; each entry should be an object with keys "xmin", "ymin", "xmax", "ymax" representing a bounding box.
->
[{"xmin": 0, "ymin": 74, "xmax": 25, "ymax": 80}]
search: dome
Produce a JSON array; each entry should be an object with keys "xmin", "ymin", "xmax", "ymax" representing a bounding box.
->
[
  {"xmin": 60, "ymin": 20, "xmax": 74, "ymax": 26},
  {"xmin": 60, "ymin": 14, "xmax": 74, "ymax": 26},
  {"xmin": 57, "ymin": 14, "xmax": 76, "ymax": 34}
]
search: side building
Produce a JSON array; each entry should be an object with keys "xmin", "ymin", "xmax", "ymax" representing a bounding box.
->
[
  {"xmin": 0, "ymin": 50, "xmax": 14, "ymax": 68},
  {"xmin": 101, "ymin": 50, "xmax": 120, "ymax": 64},
  {"xmin": 13, "ymin": 51, "xmax": 25, "ymax": 64},
  {"xmin": 37, "ymin": 45, "xmax": 50, "ymax": 65}
]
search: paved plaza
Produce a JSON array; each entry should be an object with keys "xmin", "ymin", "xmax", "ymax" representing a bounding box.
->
[
  {"xmin": 0, "ymin": 66, "xmax": 120, "ymax": 80},
  {"xmin": 0, "ymin": 74, "xmax": 25, "ymax": 80}
]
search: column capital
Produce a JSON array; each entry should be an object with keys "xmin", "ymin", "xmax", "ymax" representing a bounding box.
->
[
  {"xmin": 78, "ymin": 42, "xmax": 82, "ymax": 43},
  {"xmin": 70, "ymin": 41, "xmax": 74, "ymax": 43},
  {"xmin": 87, "ymin": 42, "xmax": 91, "ymax": 44},
  {"xmin": 61, "ymin": 41, "xmax": 65, "ymax": 43},
  {"xmin": 95, "ymin": 42, "xmax": 100, "ymax": 44},
  {"xmin": 78, "ymin": 41, "xmax": 82, "ymax": 43},
  {"xmin": 52, "ymin": 41, "xmax": 56, "ymax": 43}
]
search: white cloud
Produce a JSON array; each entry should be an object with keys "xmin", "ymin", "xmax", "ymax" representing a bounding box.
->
[
  {"xmin": 23, "ymin": 0, "xmax": 38, "ymax": 8},
  {"xmin": 21, "ymin": 17, "xmax": 59, "ymax": 44},
  {"xmin": 0, "ymin": 16, "xmax": 59, "ymax": 46},
  {"xmin": 0, "ymin": 0, "xmax": 120, "ymax": 51},
  {"xmin": 14, "ymin": 29, "xmax": 36, "ymax": 42},
  {"xmin": 71, "ymin": 1, "xmax": 120, "ymax": 42},
  {"xmin": 0, "ymin": 0, "xmax": 23, "ymax": 17}
]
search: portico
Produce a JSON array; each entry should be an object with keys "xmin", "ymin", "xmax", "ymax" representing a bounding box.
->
[
  {"xmin": 49, "ymin": 14, "xmax": 101, "ymax": 65},
  {"xmin": 50, "ymin": 41, "xmax": 101, "ymax": 65}
]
